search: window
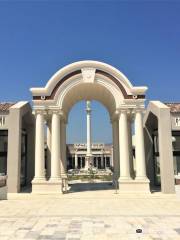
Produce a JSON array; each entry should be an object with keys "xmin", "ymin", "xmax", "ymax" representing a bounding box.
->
[
  {"xmin": 153, "ymin": 133, "xmax": 161, "ymax": 186},
  {"xmin": 20, "ymin": 132, "xmax": 27, "ymax": 186},
  {"xmin": 0, "ymin": 130, "xmax": 8, "ymax": 175}
]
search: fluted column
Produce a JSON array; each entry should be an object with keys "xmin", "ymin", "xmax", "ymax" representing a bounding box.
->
[
  {"xmin": 135, "ymin": 109, "xmax": 147, "ymax": 180},
  {"xmin": 34, "ymin": 111, "xmax": 45, "ymax": 180},
  {"xmin": 50, "ymin": 111, "xmax": 61, "ymax": 181},
  {"xmin": 119, "ymin": 110, "xmax": 131, "ymax": 180}
]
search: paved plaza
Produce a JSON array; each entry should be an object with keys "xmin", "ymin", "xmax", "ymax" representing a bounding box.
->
[{"xmin": 0, "ymin": 183, "xmax": 180, "ymax": 240}]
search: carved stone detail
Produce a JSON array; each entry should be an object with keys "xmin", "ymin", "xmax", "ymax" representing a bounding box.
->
[{"xmin": 81, "ymin": 68, "xmax": 96, "ymax": 83}]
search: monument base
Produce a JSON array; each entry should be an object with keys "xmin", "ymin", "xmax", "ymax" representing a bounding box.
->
[{"xmin": 84, "ymin": 155, "xmax": 93, "ymax": 170}]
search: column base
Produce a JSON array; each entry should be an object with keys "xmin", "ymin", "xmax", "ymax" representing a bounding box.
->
[
  {"xmin": 118, "ymin": 178, "xmax": 150, "ymax": 193},
  {"xmin": 32, "ymin": 177, "xmax": 46, "ymax": 182},
  {"xmin": 49, "ymin": 177, "xmax": 61, "ymax": 182},
  {"xmin": 84, "ymin": 156, "xmax": 93, "ymax": 170},
  {"xmin": 32, "ymin": 178, "xmax": 62, "ymax": 194}
]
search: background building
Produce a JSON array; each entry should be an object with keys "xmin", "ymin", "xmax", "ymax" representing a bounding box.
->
[{"xmin": 66, "ymin": 143, "xmax": 113, "ymax": 170}]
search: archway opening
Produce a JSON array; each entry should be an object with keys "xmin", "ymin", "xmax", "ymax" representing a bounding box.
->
[{"xmin": 66, "ymin": 100, "xmax": 114, "ymax": 192}]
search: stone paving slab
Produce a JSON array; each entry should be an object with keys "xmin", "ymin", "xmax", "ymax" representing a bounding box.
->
[
  {"xmin": 2, "ymin": 194, "xmax": 180, "ymax": 217},
  {"xmin": 0, "ymin": 216, "xmax": 180, "ymax": 239},
  {"xmin": 0, "ymin": 185, "xmax": 180, "ymax": 239}
]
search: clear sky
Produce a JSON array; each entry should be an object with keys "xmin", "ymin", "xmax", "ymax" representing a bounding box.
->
[{"xmin": 0, "ymin": 1, "xmax": 180, "ymax": 143}]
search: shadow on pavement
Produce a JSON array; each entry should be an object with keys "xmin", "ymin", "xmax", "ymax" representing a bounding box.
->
[{"xmin": 68, "ymin": 181, "xmax": 115, "ymax": 193}]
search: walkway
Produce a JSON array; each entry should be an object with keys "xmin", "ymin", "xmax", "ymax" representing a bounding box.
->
[{"xmin": 0, "ymin": 184, "xmax": 180, "ymax": 239}]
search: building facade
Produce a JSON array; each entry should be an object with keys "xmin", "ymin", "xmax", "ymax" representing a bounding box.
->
[
  {"xmin": 0, "ymin": 61, "xmax": 178, "ymax": 195},
  {"xmin": 0, "ymin": 102, "xmax": 35, "ymax": 193},
  {"xmin": 66, "ymin": 143, "xmax": 113, "ymax": 170},
  {"xmin": 144, "ymin": 102, "xmax": 180, "ymax": 193}
]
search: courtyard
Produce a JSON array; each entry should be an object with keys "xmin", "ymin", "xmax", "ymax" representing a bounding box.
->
[
  {"xmin": 0, "ymin": 184, "xmax": 180, "ymax": 240},
  {"xmin": 0, "ymin": 2, "xmax": 180, "ymax": 240}
]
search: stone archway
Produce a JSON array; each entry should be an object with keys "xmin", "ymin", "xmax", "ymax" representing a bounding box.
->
[{"xmin": 30, "ymin": 60, "xmax": 150, "ymax": 193}]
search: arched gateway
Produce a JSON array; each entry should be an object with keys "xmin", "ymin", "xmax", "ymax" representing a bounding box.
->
[{"xmin": 30, "ymin": 60, "xmax": 150, "ymax": 193}]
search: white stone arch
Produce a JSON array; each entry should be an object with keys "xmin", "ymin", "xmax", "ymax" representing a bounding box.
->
[
  {"xmin": 30, "ymin": 60, "xmax": 139, "ymax": 95},
  {"xmin": 55, "ymin": 75, "xmax": 121, "ymax": 119},
  {"xmin": 30, "ymin": 60, "xmax": 150, "ymax": 194},
  {"xmin": 30, "ymin": 60, "xmax": 147, "ymax": 103}
]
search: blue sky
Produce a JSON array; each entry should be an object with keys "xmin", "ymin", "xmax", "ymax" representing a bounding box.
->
[{"xmin": 0, "ymin": 1, "xmax": 180, "ymax": 143}]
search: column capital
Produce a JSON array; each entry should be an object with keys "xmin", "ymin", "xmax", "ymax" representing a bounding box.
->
[
  {"xmin": 33, "ymin": 109, "xmax": 47, "ymax": 116},
  {"xmin": 48, "ymin": 109, "xmax": 68, "ymax": 123},
  {"xmin": 49, "ymin": 109, "xmax": 62, "ymax": 115},
  {"xmin": 118, "ymin": 108, "xmax": 131, "ymax": 119},
  {"xmin": 133, "ymin": 108, "xmax": 145, "ymax": 114},
  {"xmin": 120, "ymin": 108, "xmax": 128, "ymax": 113}
]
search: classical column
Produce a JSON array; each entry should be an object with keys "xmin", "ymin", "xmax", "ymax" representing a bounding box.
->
[
  {"xmin": 101, "ymin": 155, "xmax": 104, "ymax": 169},
  {"xmin": 112, "ymin": 120, "xmax": 119, "ymax": 179},
  {"xmin": 85, "ymin": 100, "xmax": 92, "ymax": 169},
  {"xmin": 75, "ymin": 153, "xmax": 78, "ymax": 169},
  {"xmin": 34, "ymin": 111, "xmax": 45, "ymax": 180},
  {"xmin": 134, "ymin": 109, "xmax": 147, "ymax": 180},
  {"xmin": 60, "ymin": 120, "xmax": 67, "ymax": 176},
  {"xmin": 50, "ymin": 111, "xmax": 61, "ymax": 181},
  {"xmin": 110, "ymin": 155, "xmax": 112, "ymax": 167},
  {"xmin": 86, "ymin": 101, "xmax": 92, "ymax": 156},
  {"xmin": 111, "ymin": 147, "xmax": 113, "ymax": 167},
  {"xmin": 119, "ymin": 110, "xmax": 131, "ymax": 180},
  {"xmin": 46, "ymin": 120, "xmax": 51, "ymax": 179}
]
